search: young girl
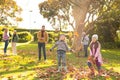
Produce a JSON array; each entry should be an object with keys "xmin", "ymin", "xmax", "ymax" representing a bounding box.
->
[
  {"xmin": 11, "ymin": 30, "xmax": 19, "ymax": 55},
  {"xmin": 50, "ymin": 34, "xmax": 71, "ymax": 72},
  {"xmin": 87, "ymin": 34, "xmax": 103, "ymax": 76}
]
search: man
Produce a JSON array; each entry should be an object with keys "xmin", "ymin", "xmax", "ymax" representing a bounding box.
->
[
  {"xmin": 37, "ymin": 25, "xmax": 48, "ymax": 61},
  {"xmin": 81, "ymin": 32, "xmax": 89, "ymax": 57}
]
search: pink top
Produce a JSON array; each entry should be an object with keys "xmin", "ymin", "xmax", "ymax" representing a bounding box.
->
[
  {"xmin": 3, "ymin": 32, "xmax": 9, "ymax": 40},
  {"xmin": 90, "ymin": 42, "xmax": 103, "ymax": 64}
]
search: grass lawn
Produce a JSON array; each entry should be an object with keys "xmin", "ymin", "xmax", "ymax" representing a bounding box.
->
[{"xmin": 0, "ymin": 42, "xmax": 120, "ymax": 80}]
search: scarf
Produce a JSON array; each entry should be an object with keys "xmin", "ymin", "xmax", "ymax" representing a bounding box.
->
[
  {"xmin": 90, "ymin": 41, "xmax": 99, "ymax": 55},
  {"xmin": 41, "ymin": 30, "xmax": 45, "ymax": 38}
]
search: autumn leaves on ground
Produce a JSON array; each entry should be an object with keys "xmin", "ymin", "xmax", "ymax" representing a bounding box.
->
[{"xmin": 0, "ymin": 43, "xmax": 120, "ymax": 80}]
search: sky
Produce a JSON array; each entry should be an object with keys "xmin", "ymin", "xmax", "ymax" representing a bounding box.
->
[{"xmin": 15, "ymin": 0, "xmax": 54, "ymax": 30}]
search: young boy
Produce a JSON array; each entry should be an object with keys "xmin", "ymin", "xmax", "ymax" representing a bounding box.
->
[{"xmin": 50, "ymin": 34, "xmax": 71, "ymax": 72}]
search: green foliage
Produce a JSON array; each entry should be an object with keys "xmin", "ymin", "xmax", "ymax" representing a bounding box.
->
[
  {"xmin": 87, "ymin": 0, "xmax": 120, "ymax": 47},
  {"xmin": 33, "ymin": 31, "xmax": 57, "ymax": 43},
  {"xmin": 48, "ymin": 32, "xmax": 55, "ymax": 43},
  {"xmin": 101, "ymin": 42, "xmax": 118, "ymax": 49},
  {"xmin": 0, "ymin": 31, "xmax": 3, "ymax": 41},
  {"xmin": 18, "ymin": 31, "xmax": 32, "ymax": 42},
  {"xmin": 33, "ymin": 31, "xmax": 72, "ymax": 44},
  {"xmin": 33, "ymin": 32, "xmax": 37, "ymax": 42}
]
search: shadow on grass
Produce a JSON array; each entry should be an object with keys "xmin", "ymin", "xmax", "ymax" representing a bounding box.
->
[{"xmin": 0, "ymin": 60, "xmax": 56, "ymax": 76}]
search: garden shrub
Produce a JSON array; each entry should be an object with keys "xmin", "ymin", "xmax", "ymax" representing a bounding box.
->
[
  {"xmin": 33, "ymin": 32, "xmax": 54, "ymax": 43},
  {"xmin": 0, "ymin": 31, "xmax": 3, "ymax": 42},
  {"xmin": 115, "ymin": 41, "xmax": 120, "ymax": 48},
  {"xmin": 18, "ymin": 31, "xmax": 32, "ymax": 42},
  {"xmin": 48, "ymin": 32, "xmax": 54, "ymax": 43},
  {"xmin": 101, "ymin": 42, "xmax": 117, "ymax": 49},
  {"xmin": 33, "ymin": 32, "xmax": 37, "ymax": 42}
]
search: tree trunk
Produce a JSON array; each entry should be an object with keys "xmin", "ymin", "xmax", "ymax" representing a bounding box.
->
[{"xmin": 71, "ymin": 0, "xmax": 91, "ymax": 51}]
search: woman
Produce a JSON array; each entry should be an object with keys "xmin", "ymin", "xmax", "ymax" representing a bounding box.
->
[
  {"xmin": 11, "ymin": 30, "xmax": 19, "ymax": 55},
  {"xmin": 87, "ymin": 34, "xmax": 103, "ymax": 76},
  {"xmin": 2, "ymin": 28, "xmax": 9, "ymax": 55}
]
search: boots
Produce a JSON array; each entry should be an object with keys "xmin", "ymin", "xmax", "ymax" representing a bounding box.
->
[
  {"xmin": 57, "ymin": 66, "xmax": 61, "ymax": 72},
  {"xmin": 98, "ymin": 69, "xmax": 102, "ymax": 76},
  {"xmin": 64, "ymin": 66, "xmax": 68, "ymax": 72},
  {"xmin": 89, "ymin": 67, "xmax": 95, "ymax": 76},
  {"xmin": 57, "ymin": 66, "xmax": 68, "ymax": 72}
]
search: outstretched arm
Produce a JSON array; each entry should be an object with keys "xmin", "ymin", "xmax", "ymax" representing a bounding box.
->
[{"xmin": 50, "ymin": 42, "xmax": 58, "ymax": 51}]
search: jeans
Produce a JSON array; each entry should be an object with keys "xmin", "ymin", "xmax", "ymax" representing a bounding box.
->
[
  {"xmin": 38, "ymin": 42, "xmax": 46, "ymax": 60},
  {"xmin": 4, "ymin": 40, "xmax": 9, "ymax": 54},
  {"xmin": 87, "ymin": 59, "xmax": 101, "ymax": 70},
  {"xmin": 57, "ymin": 50, "xmax": 66, "ymax": 67},
  {"xmin": 84, "ymin": 45, "xmax": 88, "ymax": 57}
]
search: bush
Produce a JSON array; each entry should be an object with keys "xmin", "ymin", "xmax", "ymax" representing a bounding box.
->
[
  {"xmin": 115, "ymin": 41, "xmax": 120, "ymax": 48},
  {"xmin": 33, "ymin": 32, "xmax": 55, "ymax": 43},
  {"xmin": 33, "ymin": 32, "xmax": 37, "ymax": 42},
  {"xmin": 48, "ymin": 32, "xmax": 55, "ymax": 43},
  {"xmin": 0, "ymin": 31, "xmax": 3, "ymax": 42},
  {"xmin": 18, "ymin": 31, "xmax": 32, "ymax": 42},
  {"xmin": 101, "ymin": 42, "xmax": 117, "ymax": 49}
]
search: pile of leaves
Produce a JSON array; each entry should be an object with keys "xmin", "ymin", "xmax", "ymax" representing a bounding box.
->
[
  {"xmin": 35, "ymin": 65, "xmax": 120, "ymax": 80},
  {"xmin": 35, "ymin": 67, "xmax": 63, "ymax": 80}
]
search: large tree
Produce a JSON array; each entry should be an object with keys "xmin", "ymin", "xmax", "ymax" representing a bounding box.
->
[
  {"xmin": 0, "ymin": 0, "xmax": 22, "ymax": 26},
  {"xmin": 39, "ymin": 0, "xmax": 120, "ymax": 50}
]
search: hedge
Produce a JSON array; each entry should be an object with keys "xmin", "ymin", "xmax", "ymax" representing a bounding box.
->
[
  {"xmin": 33, "ymin": 31, "xmax": 71, "ymax": 44},
  {"xmin": 33, "ymin": 32, "xmax": 54, "ymax": 43},
  {"xmin": 0, "ymin": 31, "xmax": 3, "ymax": 41},
  {"xmin": 17, "ymin": 31, "xmax": 32, "ymax": 42}
]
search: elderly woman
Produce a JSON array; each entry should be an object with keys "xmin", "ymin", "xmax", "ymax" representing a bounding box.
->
[{"xmin": 87, "ymin": 34, "xmax": 103, "ymax": 76}]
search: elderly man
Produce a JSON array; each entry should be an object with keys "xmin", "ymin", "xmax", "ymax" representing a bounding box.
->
[{"xmin": 81, "ymin": 32, "xmax": 89, "ymax": 57}]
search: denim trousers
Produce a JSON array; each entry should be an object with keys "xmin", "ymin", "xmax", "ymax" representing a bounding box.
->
[
  {"xmin": 84, "ymin": 45, "xmax": 88, "ymax": 57},
  {"xmin": 57, "ymin": 50, "xmax": 66, "ymax": 67},
  {"xmin": 87, "ymin": 59, "xmax": 101, "ymax": 70},
  {"xmin": 38, "ymin": 42, "xmax": 46, "ymax": 60},
  {"xmin": 4, "ymin": 40, "xmax": 9, "ymax": 54}
]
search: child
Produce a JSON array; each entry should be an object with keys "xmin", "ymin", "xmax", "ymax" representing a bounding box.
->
[
  {"xmin": 87, "ymin": 34, "xmax": 103, "ymax": 76},
  {"xmin": 50, "ymin": 34, "xmax": 71, "ymax": 72},
  {"xmin": 11, "ymin": 30, "xmax": 19, "ymax": 55}
]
